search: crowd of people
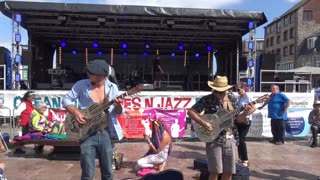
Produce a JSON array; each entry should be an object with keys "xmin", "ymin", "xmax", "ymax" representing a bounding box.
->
[{"xmin": 3, "ymin": 59, "xmax": 319, "ymax": 180}]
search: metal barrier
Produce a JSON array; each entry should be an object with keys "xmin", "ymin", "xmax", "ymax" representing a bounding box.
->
[{"xmin": 0, "ymin": 108, "xmax": 16, "ymax": 140}]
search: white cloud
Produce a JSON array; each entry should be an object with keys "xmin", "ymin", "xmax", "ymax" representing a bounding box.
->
[
  {"xmin": 287, "ymin": 0, "xmax": 301, "ymax": 3},
  {"xmin": 104, "ymin": 0, "xmax": 242, "ymax": 9}
]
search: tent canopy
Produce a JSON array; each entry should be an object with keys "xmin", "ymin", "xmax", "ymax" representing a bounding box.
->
[{"xmin": 288, "ymin": 66, "xmax": 320, "ymax": 75}]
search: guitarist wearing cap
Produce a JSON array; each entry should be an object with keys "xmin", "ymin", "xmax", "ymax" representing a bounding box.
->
[
  {"xmin": 188, "ymin": 76, "xmax": 251, "ymax": 180},
  {"xmin": 62, "ymin": 59, "xmax": 124, "ymax": 180}
]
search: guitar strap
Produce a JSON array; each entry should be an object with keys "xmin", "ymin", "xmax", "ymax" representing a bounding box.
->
[{"xmin": 226, "ymin": 96, "xmax": 233, "ymax": 111}]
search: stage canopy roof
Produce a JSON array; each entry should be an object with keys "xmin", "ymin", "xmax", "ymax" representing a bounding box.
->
[{"xmin": 0, "ymin": 1, "xmax": 267, "ymax": 54}]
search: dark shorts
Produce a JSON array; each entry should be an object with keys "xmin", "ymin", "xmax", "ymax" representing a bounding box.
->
[{"xmin": 153, "ymin": 72, "xmax": 162, "ymax": 81}]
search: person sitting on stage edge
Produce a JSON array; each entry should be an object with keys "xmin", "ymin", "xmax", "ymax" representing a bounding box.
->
[
  {"xmin": 235, "ymin": 82, "xmax": 257, "ymax": 167},
  {"xmin": 62, "ymin": 59, "xmax": 124, "ymax": 180},
  {"xmin": 187, "ymin": 76, "xmax": 252, "ymax": 180},
  {"xmin": 14, "ymin": 91, "xmax": 36, "ymax": 154},
  {"xmin": 135, "ymin": 118, "xmax": 172, "ymax": 173},
  {"xmin": 308, "ymin": 100, "xmax": 320, "ymax": 148},
  {"xmin": 29, "ymin": 101, "xmax": 52, "ymax": 153}
]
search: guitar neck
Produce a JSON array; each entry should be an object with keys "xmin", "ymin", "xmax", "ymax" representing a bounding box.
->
[
  {"xmin": 95, "ymin": 92, "xmax": 128, "ymax": 112},
  {"xmin": 229, "ymin": 100, "xmax": 258, "ymax": 118}
]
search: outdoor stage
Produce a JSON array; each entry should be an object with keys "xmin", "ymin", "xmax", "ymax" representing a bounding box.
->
[{"xmin": 1, "ymin": 139, "xmax": 320, "ymax": 180}]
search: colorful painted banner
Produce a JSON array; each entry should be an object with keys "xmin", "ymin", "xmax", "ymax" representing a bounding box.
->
[{"xmin": 117, "ymin": 108, "xmax": 186, "ymax": 138}]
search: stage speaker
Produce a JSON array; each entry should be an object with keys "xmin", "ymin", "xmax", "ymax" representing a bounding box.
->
[{"xmin": 0, "ymin": 47, "xmax": 10, "ymax": 65}]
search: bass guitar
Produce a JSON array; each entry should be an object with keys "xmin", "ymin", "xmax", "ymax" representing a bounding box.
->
[
  {"xmin": 65, "ymin": 85, "xmax": 143, "ymax": 141},
  {"xmin": 194, "ymin": 94, "xmax": 269, "ymax": 143}
]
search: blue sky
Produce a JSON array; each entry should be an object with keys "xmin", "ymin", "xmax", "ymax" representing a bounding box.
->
[{"xmin": 0, "ymin": 0, "xmax": 302, "ymax": 51}]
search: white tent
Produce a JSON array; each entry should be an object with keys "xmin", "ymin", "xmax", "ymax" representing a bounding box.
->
[{"xmin": 288, "ymin": 66, "xmax": 320, "ymax": 75}]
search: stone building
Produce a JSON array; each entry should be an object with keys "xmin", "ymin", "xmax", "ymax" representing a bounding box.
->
[{"xmin": 264, "ymin": 0, "xmax": 320, "ymax": 70}]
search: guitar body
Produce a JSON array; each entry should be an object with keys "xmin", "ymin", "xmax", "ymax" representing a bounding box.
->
[
  {"xmin": 194, "ymin": 109, "xmax": 234, "ymax": 143},
  {"xmin": 64, "ymin": 85, "xmax": 143, "ymax": 142},
  {"xmin": 65, "ymin": 102, "xmax": 107, "ymax": 142}
]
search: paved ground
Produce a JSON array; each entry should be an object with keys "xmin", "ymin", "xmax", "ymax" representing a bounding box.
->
[{"xmin": 0, "ymin": 138, "xmax": 319, "ymax": 180}]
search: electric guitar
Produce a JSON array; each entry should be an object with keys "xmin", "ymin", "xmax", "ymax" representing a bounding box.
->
[
  {"xmin": 64, "ymin": 85, "xmax": 143, "ymax": 141},
  {"xmin": 194, "ymin": 94, "xmax": 269, "ymax": 143}
]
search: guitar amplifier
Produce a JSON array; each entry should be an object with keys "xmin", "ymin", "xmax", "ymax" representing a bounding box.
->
[{"xmin": 194, "ymin": 159, "xmax": 250, "ymax": 180}]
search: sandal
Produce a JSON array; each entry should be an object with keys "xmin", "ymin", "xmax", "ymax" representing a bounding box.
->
[{"xmin": 241, "ymin": 161, "xmax": 249, "ymax": 167}]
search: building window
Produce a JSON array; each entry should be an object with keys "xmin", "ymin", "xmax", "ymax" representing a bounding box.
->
[
  {"xmin": 284, "ymin": 16, "xmax": 289, "ymax": 26},
  {"xmin": 277, "ymin": 35, "xmax": 281, "ymax": 44},
  {"xmin": 270, "ymin": 37, "xmax": 274, "ymax": 46},
  {"xmin": 290, "ymin": 13, "xmax": 295, "ymax": 23},
  {"xmin": 270, "ymin": 24, "xmax": 275, "ymax": 33},
  {"xmin": 283, "ymin": 31, "xmax": 288, "ymax": 41},
  {"xmin": 289, "ymin": 28, "xmax": 294, "ymax": 39},
  {"xmin": 283, "ymin": 46, "xmax": 288, "ymax": 56},
  {"xmin": 303, "ymin": 10, "xmax": 313, "ymax": 21},
  {"xmin": 306, "ymin": 62, "xmax": 311, "ymax": 66},
  {"xmin": 266, "ymin": 39, "xmax": 269, "ymax": 48},
  {"xmin": 276, "ymin": 48, "xmax": 281, "ymax": 62},
  {"xmin": 289, "ymin": 45, "xmax": 295, "ymax": 55},
  {"xmin": 307, "ymin": 37, "xmax": 317, "ymax": 49},
  {"xmin": 276, "ymin": 21, "xmax": 282, "ymax": 32}
]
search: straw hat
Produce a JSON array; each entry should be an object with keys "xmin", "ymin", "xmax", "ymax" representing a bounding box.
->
[{"xmin": 207, "ymin": 76, "xmax": 233, "ymax": 92}]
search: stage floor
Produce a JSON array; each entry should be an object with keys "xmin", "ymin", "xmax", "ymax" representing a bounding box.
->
[{"xmin": 1, "ymin": 139, "xmax": 319, "ymax": 180}]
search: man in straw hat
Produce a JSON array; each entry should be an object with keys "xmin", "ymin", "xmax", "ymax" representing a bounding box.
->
[
  {"xmin": 188, "ymin": 76, "xmax": 251, "ymax": 180},
  {"xmin": 308, "ymin": 100, "xmax": 320, "ymax": 148}
]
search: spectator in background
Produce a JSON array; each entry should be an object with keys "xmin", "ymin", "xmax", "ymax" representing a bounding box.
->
[
  {"xmin": 235, "ymin": 82, "xmax": 257, "ymax": 167},
  {"xmin": 308, "ymin": 100, "xmax": 320, "ymax": 148},
  {"xmin": 29, "ymin": 101, "xmax": 53, "ymax": 153},
  {"xmin": 261, "ymin": 84, "xmax": 291, "ymax": 145},
  {"xmin": 135, "ymin": 119, "xmax": 172, "ymax": 172},
  {"xmin": 153, "ymin": 55, "xmax": 165, "ymax": 90},
  {"xmin": 14, "ymin": 91, "xmax": 36, "ymax": 154}
]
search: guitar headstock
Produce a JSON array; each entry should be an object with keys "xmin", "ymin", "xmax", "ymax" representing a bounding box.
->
[
  {"xmin": 255, "ymin": 94, "xmax": 270, "ymax": 103},
  {"xmin": 127, "ymin": 84, "xmax": 143, "ymax": 96}
]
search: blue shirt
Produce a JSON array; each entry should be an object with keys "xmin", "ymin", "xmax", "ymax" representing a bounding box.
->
[
  {"xmin": 62, "ymin": 79, "xmax": 124, "ymax": 140},
  {"xmin": 267, "ymin": 92, "xmax": 290, "ymax": 120}
]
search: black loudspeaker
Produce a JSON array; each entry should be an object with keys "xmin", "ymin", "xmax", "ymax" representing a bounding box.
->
[{"xmin": 0, "ymin": 47, "xmax": 10, "ymax": 65}]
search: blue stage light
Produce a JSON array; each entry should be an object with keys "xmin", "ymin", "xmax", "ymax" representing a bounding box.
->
[
  {"xmin": 171, "ymin": 53, "xmax": 175, "ymax": 57},
  {"xmin": 247, "ymin": 78, "xmax": 253, "ymax": 86},
  {"xmin": 248, "ymin": 41, "xmax": 254, "ymax": 50},
  {"xmin": 14, "ymin": 54, "xmax": 22, "ymax": 64},
  {"xmin": 178, "ymin": 44, "xmax": 184, "ymax": 51},
  {"xmin": 15, "ymin": 33, "xmax": 21, "ymax": 43},
  {"xmin": 122, "ymin": 42, "xmax": 127, "ymax": 49},
  {"xmin": 143, "ymin": 52, "xmax": 148, "ymax": 56},
  {"xmin": 248, "ymin": 59, "xmax": 254, "ymax": 68},
  {"xmin": 92, "ymin": 42, "xmax": 99, "ymax": 48},
  {"xmin": 98, "ymin": 51, "xmax": 102, "ymax": 55},
  {"xmin": 248, "ymin": 21, "xmax": 254, "ymax": 29},
  {"xmin": 15, "ymin": 14, "xmax": 22, "ymax": 23},
  {"xmin": 207, "ymin": 45, "xmax": 212, "ymax": 51},
  {"xmin": 60, "ymin": 41, "xmax": 67, "ymax": 47},
  {"xmin": 15, "ymin": 73, "xmax": 20, "ymax": 82},
  {"xmin": 123, "ymin": 52, "xmax": 127, "ymax": 56},
  {"xmin": 72, "ymin": 50, "xmax": 77, "ymax": 55},
  {"xmin": 195, "ymin": 53, "xmax": 200, "ymax": 58}
]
